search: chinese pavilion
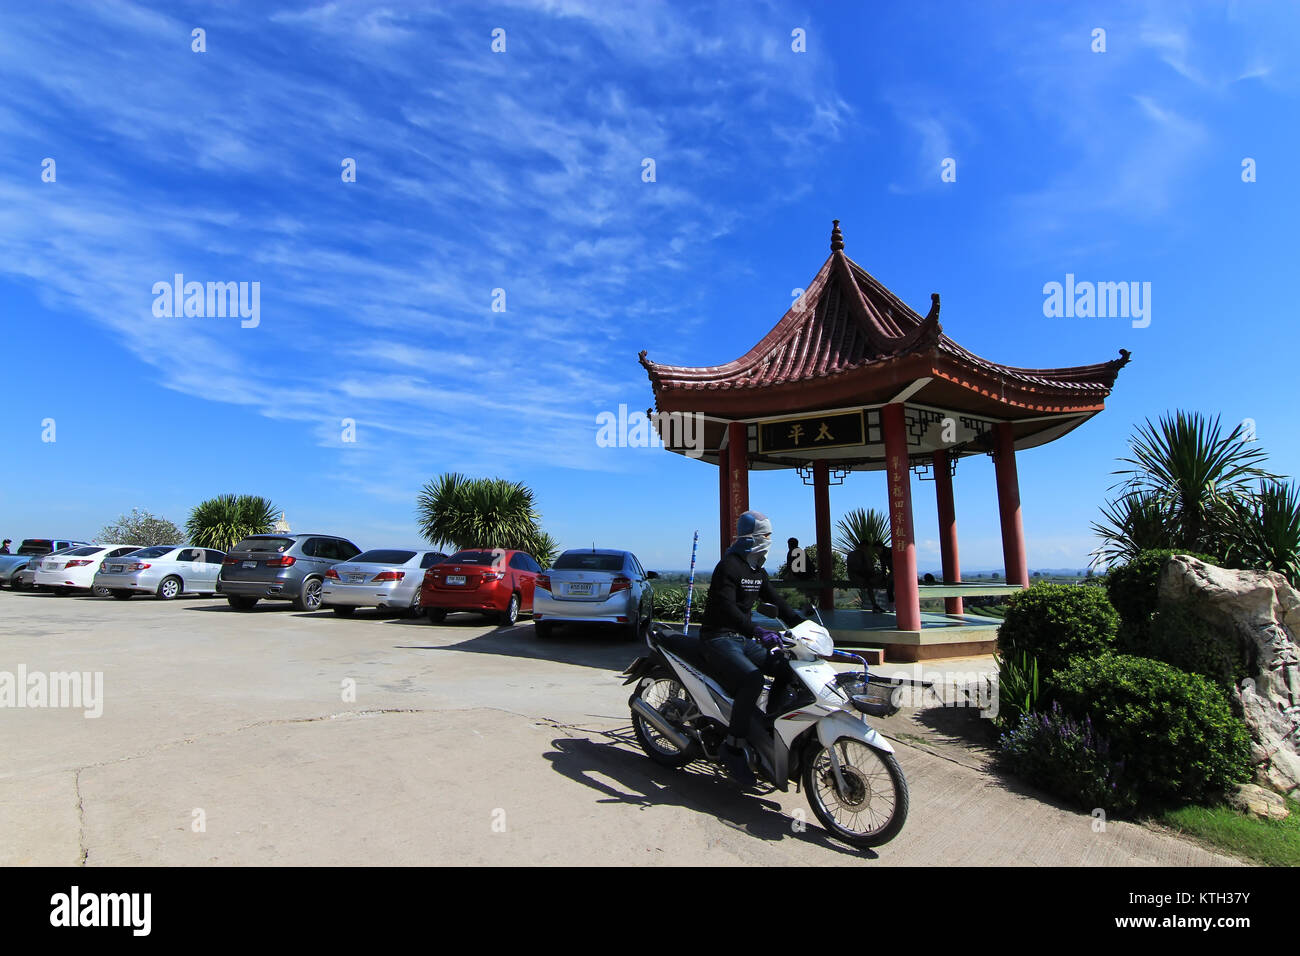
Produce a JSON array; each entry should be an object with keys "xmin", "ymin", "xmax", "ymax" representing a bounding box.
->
[{"xmin": 639, "ymin": 221, "xmax": 1129, "ymax": 660}]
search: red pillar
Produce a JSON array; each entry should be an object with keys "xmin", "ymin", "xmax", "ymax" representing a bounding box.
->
[
  {"xmin": 813, "ymin": 460, "xmax": 834, "ymax": 612},
  {"xmin": 994, "ymin": 422, "xmax": 1030, "ymax": 588},
  {"xmin": 881, "ymin": 403, "xmax": 921, "ymax": 631},
  {"xmin": 726, "ymin": 421, "xmax": 749, "ymax": 550},
  {"xmin": 933, "ymin": 448, "xmax": 963, "ymax": 616},
  {"xmin": 718, "ymin": 441, "xmax": 732, "ymax": 560}
]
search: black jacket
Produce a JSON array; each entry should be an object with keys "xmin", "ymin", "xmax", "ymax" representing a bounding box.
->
[{"xmin": 700, "ymin": 552, "xmax": 804, "ymax": 639}]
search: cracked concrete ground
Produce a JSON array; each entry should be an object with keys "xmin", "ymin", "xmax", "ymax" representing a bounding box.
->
[{"xmin": 0, "ymin": 589, "xmax": 1243, "ymax": 865}]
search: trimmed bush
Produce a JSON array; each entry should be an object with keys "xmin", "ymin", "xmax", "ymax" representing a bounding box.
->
[
  {"xmin": 999, "ymin": 702, "xmax": 1125, "ymax": 811},
  {"xmin": 1120, "ymin": 600, "xmax": 1251, "ymax": 690},
  {"xmin": 997, "ymin": 582, "xmax": 1119, "ymax": 679},
  {"xmin": 1104, "ymin": 549, "xmax": 1218, "ymax": 632},
  {"xmin": 1049, "ymin": 653, "xmax": 1251, "ymax": 810}
]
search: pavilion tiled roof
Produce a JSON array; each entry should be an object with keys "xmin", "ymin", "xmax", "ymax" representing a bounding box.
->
[{"xmin": 640, "ymin": 221, "xmax": 1130, "ymax": 419}]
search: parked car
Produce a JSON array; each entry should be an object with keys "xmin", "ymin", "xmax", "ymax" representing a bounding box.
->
[
  {"xmin": 533, "ymin": 549, "xmax": 658, "ymax": 640},
  {"xmin": 93, "ymin": 545, "xmax": 227, "ymax": 600},
  {"xmin": 322, "ymin": 548, "xmax": 447, "ymax": 617},
  {"xmin": 33, "ymin": 545, "xmax": 143, "ymax": 595},
  {"xmin": 1, "ymin": 539, "xmax": 90, "ymax": 589},
  {"xmin": 420, "ymin": 548, "xmax": 540, "ymax": 626},
  {"xmin": 218, "ymin": 533, "xmax": 362, "ymax": 611}
]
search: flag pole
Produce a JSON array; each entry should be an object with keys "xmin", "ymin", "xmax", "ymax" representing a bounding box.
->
[{"xmin": 683, "ymin": 530, "xmax": 699, "ymax": 631}]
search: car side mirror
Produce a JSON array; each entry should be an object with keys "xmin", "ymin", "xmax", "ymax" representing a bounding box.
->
[
  {"xmin": 757, "ymin": 601, "xmax": 779, "ymax": 618},
  {"xmin": 646, "ymin": 571, "xmax": 659, "ymax": 579}
]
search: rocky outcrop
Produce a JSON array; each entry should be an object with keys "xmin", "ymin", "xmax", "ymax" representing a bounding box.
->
[{"xmin": 1159, "ymin": 556, "xmax": 1300, "ymax": 796}]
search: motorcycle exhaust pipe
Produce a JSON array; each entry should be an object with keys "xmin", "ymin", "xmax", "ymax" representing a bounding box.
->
[{"xmin": 630, "ymin": 697, "xmax": 692, "ymax": 752}]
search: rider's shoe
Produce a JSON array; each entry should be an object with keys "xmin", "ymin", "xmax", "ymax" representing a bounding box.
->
[{"xmin": 720, "ymin": 742, "xmax": 757, "ymax": 788}]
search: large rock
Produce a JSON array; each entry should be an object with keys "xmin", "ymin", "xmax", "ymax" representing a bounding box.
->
[{"xmin": 1159, "ymin": 556, "xmax": 1300, "ymax": 796}]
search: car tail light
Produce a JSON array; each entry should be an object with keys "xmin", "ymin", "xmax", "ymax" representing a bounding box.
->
[
  {"xmin": 265, "ymin": 555, "xmax": 297, "ymax": 567},
  {"xmin": 481, "ymin": 570, "xmax": 505, "ymax": 581},
  {"xmin": 223, "ymin": 557, "xmax": 238, "ymax": 565},
  {"xmin": 610, "ymin": 575, "xmax": 632, "ymax": 593},
  {"xmin": 372, "ymin": 571, "xmax": 405, "ymax": 582},
  {"xmin": 128, "ymin": 563, "xmax": 151, "ymax": 571},
  {"xmin": 325, "ymin": 568, "xmax": 340, "ymax": 579},
  {"xmin": 537, "ymin": 574, "xmax": 551, "ymax": 591},
  {"xmin": 65, "ymin": 560, "xmax": 92, "ymax": 568}
]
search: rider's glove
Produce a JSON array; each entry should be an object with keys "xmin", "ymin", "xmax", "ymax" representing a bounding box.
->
[{"xmin": 753, "ymin": 627, "xmax": 783, "ymax": 649}]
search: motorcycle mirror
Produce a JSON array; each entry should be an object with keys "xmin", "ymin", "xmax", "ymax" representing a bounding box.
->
[{"xmin": 757, "ymin": 601, "xmax": 779, "ymax": 618}]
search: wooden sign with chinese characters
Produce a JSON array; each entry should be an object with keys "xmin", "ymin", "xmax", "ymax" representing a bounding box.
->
[{"xmin": 757, "ymin": 410, "xmax": 865, "ymax": 455}]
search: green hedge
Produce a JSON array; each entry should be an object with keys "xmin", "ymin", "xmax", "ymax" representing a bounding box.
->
[
  {"xmin": 1104, "ymin": 549, "xmax": 1218, "ymax": 632},
  {"xmin": 653, "ymin": 585, "xmax": 689, "ymax": 623},
  {"xmin": 1119, "ymin": 599, "xmax": 1251, "ymax": 690},
  {"xmin": 1048, "ymin": 653, "xmax": 1251, "ymax": 810},
  {"xmin": 997, "ymin": 582, "xmax": 1119, "ymax": 679}
]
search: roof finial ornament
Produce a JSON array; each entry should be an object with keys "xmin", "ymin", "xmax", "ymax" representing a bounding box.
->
[{"xmin": 830, "ymin": 219, "xmax": 844, "ymax": 252}]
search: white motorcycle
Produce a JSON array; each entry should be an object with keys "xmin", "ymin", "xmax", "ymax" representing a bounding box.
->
[{"xmin": 622, "ymin": 603, "xmax": 909, "ymax": 848}]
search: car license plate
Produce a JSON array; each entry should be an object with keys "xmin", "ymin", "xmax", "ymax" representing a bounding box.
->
[
  {"xmin": 108, "ymin": 565, "xmax": 123, "ymax": 573},
  {"xmin": 568, "ymin": 582, "xmax": 593, "ymax": 595},
  {"xmin": 447, "ymin": 574, "xmax": 466, "ymax": 586},
  {"xmin": 243, "ymin": 561, "xmax": 257, "ymax": 569},
  {"xmin": 348, "ymin": 574, "xmax": 364, "ymax": 583}
]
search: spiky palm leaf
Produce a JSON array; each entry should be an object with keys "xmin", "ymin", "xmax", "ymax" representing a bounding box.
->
[
  {"xmin": 1089, "ymin": 489, "xmax": 1174, "ymax": 567},
  {"xmin": 186, "ymin": 494, "xmax": 278, "ymax": 551},
  {"xmin": 529, "ymin": 530, "xmax": 561, "ymax": 570},
  {"xmin": 834, "ymin": 507, "xmax": 891, "ymax": 554},
  {"xmin": 415, "ymin": 473, "xmax": 545, "ymax": 553},
  {"xmin": 1218, "ymin": 480, "xmax": 1300, "ymax": 586},
  {"xmin": 1113, "ymin": 411, "xmax": 1272, "ymax": 552}
]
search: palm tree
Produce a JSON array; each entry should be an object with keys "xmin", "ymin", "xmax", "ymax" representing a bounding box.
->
[
  {"xmin": 1217, "ymin": 480, "xmax": 1300, "ymax": 586},
  {"xmin": 415, "ymin": 473, "xmax": 554, "ymax": 561},
  {"xmin": 834, "ymin": 507, "xmax": 891, "ymax": 554},
  {"xmin": 186, "ymin": 494, "xmax": 278, "ymax": 551},
  {"xmin": 1090, "ymin": 489, "xmax": 1173, "ymax": 567},
  {"xmin": 1111, "ymin": 411, "xmax": 1272, "ymax": 554}
]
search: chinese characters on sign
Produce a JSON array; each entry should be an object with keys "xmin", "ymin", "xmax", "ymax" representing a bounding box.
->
[{"xmin": 758, "ymin": 411, "xmax": 865, "ymax": 455}]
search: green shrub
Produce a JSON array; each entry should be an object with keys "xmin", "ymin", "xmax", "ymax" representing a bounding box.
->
[
  {"xmin": 1118, "ymin": 599, "xmax": 1251, "ymax": 690},
  {"xmin": 997, "ymin": 582, "xmax": 1119, "ymax": 679},
  {"xmin": 653, "ymin": 586, "xmax": 688, "ymax": 623},
  {"xmin": 999, "ymin": 702, "xmax": 1125, "ymax": 811},
  {"xmin": 1049, "ymin": 653, "xmax": 1251, "ymax": 810},
  {"xmin": 1104, "ymin": 549, "xmax": 1218, "ymax": 632},
  {"xmin": 994, "ymin": 650, "xmax": 1041, "ymax": 730}
]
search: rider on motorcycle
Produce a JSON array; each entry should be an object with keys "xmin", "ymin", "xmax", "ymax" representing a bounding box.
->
[{"xmin": 699, "ymin": 510, "xmax": 806, "ymax": 786}]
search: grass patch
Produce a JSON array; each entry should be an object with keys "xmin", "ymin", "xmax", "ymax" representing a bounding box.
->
[{"xmin": 1157, "ymin": 797, "xmax": 1300, "ymax": 866}]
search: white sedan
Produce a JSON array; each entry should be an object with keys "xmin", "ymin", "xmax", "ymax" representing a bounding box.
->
[{"xmin": 34, "ymin": 544, "xmax": 143, "ymax": 595}]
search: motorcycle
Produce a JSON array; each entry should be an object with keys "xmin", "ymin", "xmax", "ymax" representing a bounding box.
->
[{"xmin": 621, "ymin": 603, "xmax": 909, "ymax": 848}]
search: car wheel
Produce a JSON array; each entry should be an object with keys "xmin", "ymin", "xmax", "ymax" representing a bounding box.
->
[
  {"xmin": 9, "ymin": 577, "xmax": 26, "ymax": 592},
  {"xmin": 535, "ymin": 620, "xmax": 554, "ymax": 639},
  {"xmin": 156, "ymin": 576, "xmax": 182, "ymax": 601},
  {"xmin": 111, "ymin": 590, "xmax": 133, "ymax": 600},
  {"xmin": 425, "ymin": 607, "xmax": 447, "ymax": 624},
  {"xmin": 332, "ymin": 605, "xmax": 356, "ymax": 617},
  {"xmin": 405, "ymin": 590, "xmax": 423, "ymax": 618},
  {"xmin": 227, "ymin": 595, "xmax": 259, "ymax": 610},
  {"xmin": 499, "ymin": 592, "xmax": 520, "ymax": 627},
  {"xmin": 295, "ymin": 577, "xmax": 324, "ymax": 612},
  {"xmin": 90, "ymin": 585, "xmax": 111, "ymax": 598}
]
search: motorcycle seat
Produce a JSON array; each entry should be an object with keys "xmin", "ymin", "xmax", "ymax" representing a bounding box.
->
[{"xmin": 651, "ymin": 628, "xmax": 712, "ymax": 673}]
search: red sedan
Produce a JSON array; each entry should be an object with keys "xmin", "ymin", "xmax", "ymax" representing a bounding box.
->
[{"xmin": 419, "ymin": 549, "xmax": 541, "ymax": 626}]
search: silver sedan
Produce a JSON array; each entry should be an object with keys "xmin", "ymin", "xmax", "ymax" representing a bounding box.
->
[
  {"xmin": 533, "ymin": 549, "xmax": 658, "ymax": 640},
  {"xmin": 321, "ymin": 548, "xmax": 447, "ymax": 617},
  {"xmin": 93, "ymin": 545, "xmax": 227, "ymax": 599}
]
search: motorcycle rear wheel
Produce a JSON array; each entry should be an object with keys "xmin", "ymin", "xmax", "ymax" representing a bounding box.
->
[
  {"xmin": 803, "ymin": 738, "xmax": 908, "ymax": 847},
  {"xmin": 631, "ymin": 669, "xmax": 701, "ymax": 768}
]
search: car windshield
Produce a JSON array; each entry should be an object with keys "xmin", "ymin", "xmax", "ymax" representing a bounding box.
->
[
  {"xmin": 130, "ymin": 546, "xmax": 177, "ymax": 559},
  {"xmin": 446, "ymin": 551, "xmax": 505, "ymax": 566},
  {"xmin": 61, "ymin": 546, "xmax": 104, "ymax": 557},
  {"xmin": 232, "ymin": 537, "xmax": 294, "ymax": 553},
  {"xmin": 351, "ymin": 549, "xmax": 417, "ymax": 565},
  {"xmin": 553, "ymin": 552, "xmax": 625, "ymax": 572}
]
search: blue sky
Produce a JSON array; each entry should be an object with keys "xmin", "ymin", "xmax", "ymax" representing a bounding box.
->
[{"xmin": 1, "ymin": 0, "xmax": 1296, "ymax": 571}]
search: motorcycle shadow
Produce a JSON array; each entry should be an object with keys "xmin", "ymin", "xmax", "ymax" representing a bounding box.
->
[{"xmin": 543, "ymin": 727, "xmax": 877, "ymax": 859}]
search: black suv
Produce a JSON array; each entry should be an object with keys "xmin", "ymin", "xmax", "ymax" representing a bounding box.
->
[{"xmin": 219, "ymin": 533, "xmax": 362, "ymax": 611}]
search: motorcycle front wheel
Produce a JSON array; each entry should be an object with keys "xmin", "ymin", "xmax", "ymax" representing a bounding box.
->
[
  {"xmin": 803, "ymin": 738, "xmax": 908, "ymax": 847},
  {"xmin": 631, "ymin": 669, "xmax": 701, "ymax": 768}
]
